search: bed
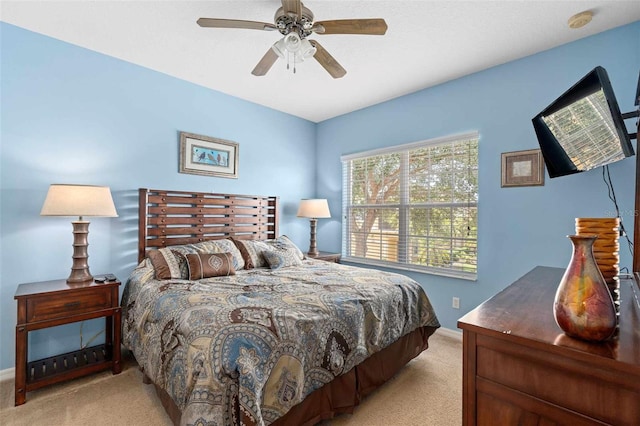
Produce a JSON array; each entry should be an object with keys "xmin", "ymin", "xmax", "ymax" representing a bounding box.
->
[{"xmin": 122, "ymin": 188, "xmax": 440, "ymax": 426}]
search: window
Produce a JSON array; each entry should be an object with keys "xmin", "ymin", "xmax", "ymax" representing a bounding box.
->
[{"xmin": 341, "ymin": 132, "xmax": 478, "ymax": 279}]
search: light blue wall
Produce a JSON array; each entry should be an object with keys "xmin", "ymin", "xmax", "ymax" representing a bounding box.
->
[
  {"xmin": 1, "ymin": 21, "xmax": 639, "ymax": 372},
  {"xmin": 316, "ymin": 22, "xmax": 640, "ymax": 331},
  {"xmin": 0, "ymin": 23, "xmax": 316, "ymax": 370}
]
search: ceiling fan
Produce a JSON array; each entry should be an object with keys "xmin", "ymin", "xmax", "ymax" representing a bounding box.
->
[{"xmin": 197, "ymin": 0, "xmax": 387, "ymax": 78}]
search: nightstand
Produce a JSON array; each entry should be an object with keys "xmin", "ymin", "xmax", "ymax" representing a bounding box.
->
[
  {"xmin": 14, "ymin": 277, "xmax": 122, "ymax": 406},
  {"xmin": 307, "ymin": 251, "xmax": 341, "ymax": 263}
]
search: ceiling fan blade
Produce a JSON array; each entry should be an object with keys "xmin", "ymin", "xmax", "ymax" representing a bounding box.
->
[
  {"xmin": 281, "ymin": 0, "xmax": 302, "ymax": 19},
  {"xmin": 313, "ymin": 19, "xmax": 388, "ymax": 35},
  {"xmin": 197, "ymin": 18, "xmax": 277, "ymax": 31},
  {"xmin": 251, "ymin": 48, "xmax": 279, "ymax": 76},
  {"xmin": 309, "ymin": 40, "xmax": 346, "ymax": 79}
]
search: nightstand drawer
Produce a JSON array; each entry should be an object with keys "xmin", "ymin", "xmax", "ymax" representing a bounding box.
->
[{"xmin": 25, "ymin": 288, "xmax": 112, "ymax": 322}]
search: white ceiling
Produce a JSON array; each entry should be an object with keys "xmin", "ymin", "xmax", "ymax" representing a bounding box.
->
[{"xmin": 2, "ymin": 1, "xmax": 639, "ymax": 122}]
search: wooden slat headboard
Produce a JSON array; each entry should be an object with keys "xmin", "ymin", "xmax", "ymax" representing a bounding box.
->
[{"xmin": 138, "ymin": 188, "xmax": 279, "ymax": 263}]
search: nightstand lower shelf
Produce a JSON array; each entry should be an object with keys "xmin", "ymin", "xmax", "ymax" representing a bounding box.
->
[{"xmin": 26, "ymin": 344, "xmax": 113, "ymax": 390}]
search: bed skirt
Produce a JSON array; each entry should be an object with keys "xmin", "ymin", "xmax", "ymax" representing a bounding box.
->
[{"xmin": 144, "ymin": 325, "xmax": 438, "ymax": 426}]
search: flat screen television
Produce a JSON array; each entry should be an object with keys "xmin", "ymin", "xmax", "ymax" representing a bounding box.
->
[{"xmin": 532, "ymin": 66, "xmax": 634, "ymax": 178}]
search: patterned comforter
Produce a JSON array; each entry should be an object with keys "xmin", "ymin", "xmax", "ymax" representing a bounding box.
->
[{"xmin": 121, "ymin": 258, "xmax": 440, "ymax": 426}]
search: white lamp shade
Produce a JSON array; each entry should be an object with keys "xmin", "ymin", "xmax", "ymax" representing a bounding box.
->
[
  {"xmin": 297, "ymin": 199, "xmax": 331, "ymax": 219},
  {"xmin": 40, "ymin": 184, "xmax": 118, "ymax": 217}
]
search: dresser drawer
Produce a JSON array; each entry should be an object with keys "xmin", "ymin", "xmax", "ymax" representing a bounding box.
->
[
  {"xmin": 476, "ymin": 336, "xmax": 640, "ymax": 425},
  {"xmin": 25, "ymin": 287, "xmax": 113, "ymax": 323}
]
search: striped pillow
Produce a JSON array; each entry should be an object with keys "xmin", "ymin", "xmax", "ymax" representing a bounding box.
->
[
  {"xmin": 231, "ymin": 238, "xmax": 270, "ymax": 269},
  {"xmin": 147, "ymin": 248, "xmax": 185, "ymax": 280}
]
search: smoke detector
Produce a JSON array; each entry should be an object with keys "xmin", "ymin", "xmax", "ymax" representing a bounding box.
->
[{"xmin": 568, "ymin": 11, "xmax": 593, "ymax": 29}]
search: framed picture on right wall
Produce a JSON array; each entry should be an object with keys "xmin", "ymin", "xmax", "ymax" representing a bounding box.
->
[{"xmin": 501, "ymin": 149, "xmax": 545, "ymax": 187}]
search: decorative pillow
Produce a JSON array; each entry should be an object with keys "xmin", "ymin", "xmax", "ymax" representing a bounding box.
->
[
  {"xmin": 184, "ymin": 252, "xmax": 236, "ymax": 280},
  {"xmin": 147, "ymin": 248, "xmax": 186, "ymax": 280},
  {"xmin": 168, "ymin": 245, "xmax": 203, "ymax": 278},
  {"xmin": 189, "ymin": 239, "xmax": 245, "ymax": 271},
  {"xmin": 264, "ymin": 235, "xmax": 305, "ymax": 260},
  {"xmin": 231, "ymin": 238, "xmax": 271, "ymax": 269},
  {"xmin": 263, "ymin": 246, "xmax": 303, "ymax": 270}
]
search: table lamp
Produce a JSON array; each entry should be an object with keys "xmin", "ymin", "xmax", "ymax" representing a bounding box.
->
[
  {"xmin": 40, "ymin": 184, "xmax": 118, "ymax": 284},
  {"xmin": 297, "ymin": 199, "xmax": 330, "ymax": 256}
]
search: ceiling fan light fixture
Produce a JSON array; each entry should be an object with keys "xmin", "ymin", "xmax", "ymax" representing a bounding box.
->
[
  {"xmin": 284, "ymin": 32, "xmax": 302, "ymax": 52},
  {"xmin": 272, "ymin": 38, "xmax": 287, "ymax": 58},
  {"xmin": 272, "ymin": 32, "xmax": 314, "ymax": 64},
  {"xmin": 292, "ymin": 51, "xmax": 305, "ymax": 64},
  {"xmin": 300, "ymin": 38, "xmax": 316, "ymax": 59}
]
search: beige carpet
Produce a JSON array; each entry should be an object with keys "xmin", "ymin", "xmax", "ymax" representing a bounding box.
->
[{"xmin": 0, "ymin": 331, "xmax": 461, "ymax": 425}]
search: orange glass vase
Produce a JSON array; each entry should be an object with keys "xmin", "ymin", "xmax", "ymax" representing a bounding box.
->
[{"xmin": 554, "ymin": 235, "xmax": 617, "ymax": 342}]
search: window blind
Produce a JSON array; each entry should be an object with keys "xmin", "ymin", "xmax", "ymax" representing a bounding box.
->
[{"xmin": 341, "ymin": 132, "xmax": 479, "ymax": 279}]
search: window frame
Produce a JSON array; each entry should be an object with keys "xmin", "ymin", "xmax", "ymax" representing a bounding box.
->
[{"xmin": 341, "ymin": 132, "xmax": 479, "ymax": 280}]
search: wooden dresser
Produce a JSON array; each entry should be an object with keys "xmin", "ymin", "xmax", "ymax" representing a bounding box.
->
[{"xmin": 457, "ymin": 266, "xmax": 640, "ymax": 425}]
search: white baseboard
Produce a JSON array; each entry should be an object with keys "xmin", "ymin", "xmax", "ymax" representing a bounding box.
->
[
  {"xmin": 435, "ymin": 327, "xmax": 462, "ymax": 341},
  {"xmin": 0, "ymin": 367, "xmax": 15, "ymax": 382}
]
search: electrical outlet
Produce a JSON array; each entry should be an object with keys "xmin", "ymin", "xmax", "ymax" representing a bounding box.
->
[{"xmin": 452, "ymin": 297, "xmax": 460, "ymax": 309}]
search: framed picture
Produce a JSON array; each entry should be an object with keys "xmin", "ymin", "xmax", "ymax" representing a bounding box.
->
[
  {"xmin": 179, "ymin": 132, "xmax": 238, "ymax": 179},
  {"xmin": 501, "ymin": 149, "xmax": 545, "ymax": 187}
]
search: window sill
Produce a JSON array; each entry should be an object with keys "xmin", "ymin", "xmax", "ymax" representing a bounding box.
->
[{"xmin": 341, "ymin": 256, "xmax": 477, "ymax": 281}]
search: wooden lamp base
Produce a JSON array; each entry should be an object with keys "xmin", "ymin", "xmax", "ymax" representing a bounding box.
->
[
  {"xmin": 67, "ymin": 220, "xmax": 93, "ymax": 284},
  {"xmin": 307, "ymin": 218, "xmax": 319, "ymax": 257}
]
